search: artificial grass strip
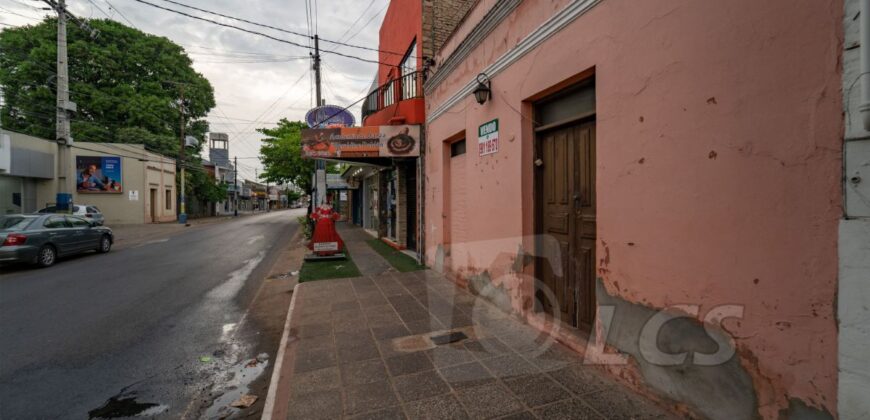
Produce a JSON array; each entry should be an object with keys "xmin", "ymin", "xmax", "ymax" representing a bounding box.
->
[
  {"xmin": 366, "ymin": 239, "xmax": 426, "ymax": 272},
  {"xmin": 299, "ymin": 252, "xmax": 362, "ymax": 282}
]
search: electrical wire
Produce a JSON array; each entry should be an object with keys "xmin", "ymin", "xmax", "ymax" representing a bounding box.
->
[{"xmin": 128, "ymin": 0, "xmax": 394, "ymax": 65}]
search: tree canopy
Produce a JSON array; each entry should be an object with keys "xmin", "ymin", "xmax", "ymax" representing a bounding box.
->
[
  {"xmin": 257, "ymin": 119, "xmax": 340, "ymax": 193},
  {"xmin": 0, "ymin": 18, "xmax": 215, "ymax": 158}
]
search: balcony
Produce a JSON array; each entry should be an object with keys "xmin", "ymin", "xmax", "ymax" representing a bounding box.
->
[{"xmin": 362, "ymin": 70, "xmax": 425, "ymax": 126}]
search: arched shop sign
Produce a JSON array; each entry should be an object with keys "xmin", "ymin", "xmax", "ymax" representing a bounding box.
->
[{"xmin": 305, "ymin": 105, "xmax": 356, "ymax": 128}]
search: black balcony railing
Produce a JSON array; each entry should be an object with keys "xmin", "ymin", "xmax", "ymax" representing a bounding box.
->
[{"xmin": 362, "ymin": 70, "xmax": 424, "ymax": 121}]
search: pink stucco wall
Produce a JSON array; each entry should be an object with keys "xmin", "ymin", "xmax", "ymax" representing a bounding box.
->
[{"xmin": 424, "ymin": 0, "xmax": 843, "ymax": 417}]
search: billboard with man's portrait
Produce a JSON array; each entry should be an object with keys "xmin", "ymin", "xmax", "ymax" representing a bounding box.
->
[{"xmin": 76, "ymin": 156, "xmax": 123, "ymax": 193}]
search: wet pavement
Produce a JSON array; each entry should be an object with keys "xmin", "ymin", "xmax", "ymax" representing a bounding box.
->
[
  {"xmin": 273, "ymin": 270, "xmax": 678, "ymax": 419},
  {"xmin": 0, "ymin": 209, "xmax": 303, "ymax": 419}
]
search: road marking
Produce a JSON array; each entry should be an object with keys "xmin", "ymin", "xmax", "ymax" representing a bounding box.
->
[
  {"xmin": 246, "ymin": 235, "xmax": 265, "ymax": 245},
  {"xmin": 132, "ymin": 238, "xmax": 169, "ymax": 248}
]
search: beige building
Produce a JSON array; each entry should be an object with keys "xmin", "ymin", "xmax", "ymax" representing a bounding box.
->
[{"xmin": 0, "ymin": 129, "xmax": 176, "ymax": 224}]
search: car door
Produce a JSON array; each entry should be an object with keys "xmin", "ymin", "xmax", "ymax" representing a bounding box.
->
[
  {"xmin": 43, "ymin": 216, "xmax": 76, "ymax": 255},
  {"xmin": 66, "ymin": 216, "xmax": 97, "ymax": 251}
]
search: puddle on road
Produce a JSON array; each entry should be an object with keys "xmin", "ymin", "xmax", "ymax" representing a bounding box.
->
[
  {"xmin": 202, "ymin": 353, "xmax": 269, "ymax": 419},
  {"xmin": 88, "ymin": 392, "xmax": 168, "ymax": 419}
]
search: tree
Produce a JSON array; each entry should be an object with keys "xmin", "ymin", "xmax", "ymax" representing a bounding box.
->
[
  {"xmin": 258, "ymin": 119, "xmax": 340, "ymax": 194},
  {"xmin": 0, "ymin": 18, "xmax": 219, "ymax": 205},
  {"xmin": 0, "ymin": 18, "xmax": 215, "ymax": 159}
]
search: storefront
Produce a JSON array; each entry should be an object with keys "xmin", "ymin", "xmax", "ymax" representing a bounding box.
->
[
  {"xmin": 0, "ymin": 130, "xmax": 176, "ymax": 223},
  {"xmin": 309, "ymin": 125, "xmax": 422, "ymax": 251}
]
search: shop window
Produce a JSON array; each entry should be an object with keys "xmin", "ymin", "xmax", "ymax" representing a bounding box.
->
[
  {"xmin": 450, "ymin": 139, "xmax": 466, "ymax": 157},
  {"xmin": 165, "ymin": 189, "xmax": 172, "ymax": 210}
]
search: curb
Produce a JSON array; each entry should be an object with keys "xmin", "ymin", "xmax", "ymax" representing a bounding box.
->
[
  {"xmin": 260, "ymin": 228, "xmax": 306, "ymax": 420},
  {"xmin": 261, "ymin": 283, "xmax": 300, "ymax": 420}
]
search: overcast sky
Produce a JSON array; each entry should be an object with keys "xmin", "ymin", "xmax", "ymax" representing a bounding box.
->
[{"xmin": 0, "ymin": 0, "xmax": 387, "ymax": 180}]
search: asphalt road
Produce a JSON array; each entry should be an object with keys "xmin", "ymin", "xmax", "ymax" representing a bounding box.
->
[{"xmin": 0, "ymin": 210, "xmax": 302, "ymax": 419}]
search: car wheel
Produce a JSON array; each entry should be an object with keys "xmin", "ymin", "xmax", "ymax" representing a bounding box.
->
[
  {"xmin": 97, "ymin": 235, "xmax": 112, "ymax": 253},
  {"xmin": 36, "ymin": 245, "xmax": 56, "ymax": 267}
]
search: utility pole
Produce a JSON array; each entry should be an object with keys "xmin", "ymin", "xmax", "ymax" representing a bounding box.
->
[
  {"xmin": 255, "ymin": 167, "xmax": 259, "ymax": 212},
  {"xmin": 313, "ymin": 35, "xmax": 322, "ymax": 107},
  {"xmin": 55, "ymin": 0, "xmax": 74, "ymax": 212},
  {"xmin": 178, "ymin": 84, "xmax": 187, "ymax": 224},
  {"xmin": 312, "ymin": 34, "xmax": 326, "ymax": 207},
  {"xmin": 234, "ymin": 156, "xmax": 238, "ymax": 217}
]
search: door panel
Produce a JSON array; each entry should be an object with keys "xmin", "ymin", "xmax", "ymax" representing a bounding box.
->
[{"xmin": 538, "ymin": 121, "xmax": 596, "ymax": 329}]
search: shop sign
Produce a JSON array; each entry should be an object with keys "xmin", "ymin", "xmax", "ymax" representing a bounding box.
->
[
  {"xmin": 478, "ymin": 119, "xmax": 499, "ymax": 156},
  {"xmin": 313, "ymin": 242, "xmax": 339, "ymax": 252},
  {"xmin": 76, "ymin": 156, "xmax": 123, "ymax": 193},
  {"xmin": 305, "ymin": 105, "xmax": 356, "ymax": 128},
  {"xmin": 302, "ymin": 125, "xmax": 420, "ymax": 158}
]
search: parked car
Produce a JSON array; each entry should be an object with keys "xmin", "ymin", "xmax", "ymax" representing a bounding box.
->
[
  {"xmin": 37, "ymin": 204, "xmax": 105, "ymax": 226},
  {"xmin": 0, "ymin": 214, "xmax": 114, "ymax": 267}
]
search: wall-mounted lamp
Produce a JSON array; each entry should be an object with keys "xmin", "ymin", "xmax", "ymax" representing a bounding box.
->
[{"xmin": 473, "ymin": 73, "xmax": 492, "ymax": 105}]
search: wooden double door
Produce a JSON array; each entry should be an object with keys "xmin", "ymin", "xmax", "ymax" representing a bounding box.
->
[{"xmin": 537, "ymin": 120, "xmax": 596, "ymax": 330}]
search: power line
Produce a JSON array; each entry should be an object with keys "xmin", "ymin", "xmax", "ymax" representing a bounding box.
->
[{"xmin": 128, "ymin": 0, "xmax": 398, "ymax": 65}]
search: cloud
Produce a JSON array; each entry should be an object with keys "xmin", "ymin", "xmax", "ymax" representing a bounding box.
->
[{"xmin": 2, "ymin": 0, "xmax": 388, "ymax": 181}]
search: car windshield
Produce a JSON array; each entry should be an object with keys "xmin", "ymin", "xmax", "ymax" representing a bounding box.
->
[{"xmin": 0, "ymin": 216, "xmax": 35, "ymax": 231}]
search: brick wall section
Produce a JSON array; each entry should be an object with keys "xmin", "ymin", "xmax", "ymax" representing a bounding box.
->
[{"xmin": 422, "ymin": 0, "xmax": 476, "ymax": 60}]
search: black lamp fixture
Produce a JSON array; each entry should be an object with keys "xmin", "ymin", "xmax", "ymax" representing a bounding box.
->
[{"xmin": 473, "ymin": 73, "xmax": 492, "ymax": 105}]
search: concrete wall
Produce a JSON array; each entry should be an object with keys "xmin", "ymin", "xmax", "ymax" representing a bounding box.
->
[
  {"xmin": 424, "ymin": 0, "xmax": 842, "ymax": 418},
  {"xmin": 3, "ymin": 131, "xmax": 59, "ymax": 212},
  {"xmin": 71, "ymin": 143, "xmax": 175, "ymax": 224},
  {"xmin": 839, "ymin": 1, "xmax": 870, "ymax": 418}
]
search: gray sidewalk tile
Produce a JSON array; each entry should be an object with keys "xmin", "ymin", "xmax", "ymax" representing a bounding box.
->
[
  {"xmin": 392, "ymin": 370, "xmax": 451, "ymax": 402},
  {"xmin": 455, "ymin": 382, "xmax": 525, "ymax": 419},
  {"xmin": 406, "ymin": 394, "xmax": 470, "ymax": 419},
  {"xmin": 278, "ymin": 265, "xmax": 679, "ymax": 420}
]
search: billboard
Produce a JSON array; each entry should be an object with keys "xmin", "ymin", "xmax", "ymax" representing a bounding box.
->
[
  {"xmin": 305, "ymin": 105, "xmax": 356, "ymax": 128},
  {"xmin": 76, "ymin": 156, "xmax": 123, "ymax": 193},
  {"xmin": 301, "ymin": 125, "xmax": 420, "ymax": 159}
]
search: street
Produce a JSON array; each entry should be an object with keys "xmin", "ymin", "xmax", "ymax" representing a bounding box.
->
[{"xmin": 0, "ymin": 210, "xmax": 302, "ymax": 419}]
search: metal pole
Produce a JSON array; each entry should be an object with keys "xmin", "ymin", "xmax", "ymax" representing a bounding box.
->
[
  {"xmin": 56, "ymin": 0, "xmax": 72, "ymax": 212},
  {"xmin": 234, "ymin": 156, "xmax": 238, "ymax": 217},
  {"xmin": 178, "ymin": 84, "xmax": 187, "ymax": 224},
  {"xmin": 313, "ymin": 34, "xmax": 326, "ymax": 206}
]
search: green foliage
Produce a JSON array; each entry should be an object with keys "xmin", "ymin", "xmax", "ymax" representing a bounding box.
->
[
  {"xmin": 188, "ymin": 169, "xmax": 228, "ymax": 204},
  {"xmin": 366, "ymin": 239, "xmax": 426, "ymax": 272},
  {"xmin": 258, "ymin": 119, "xmax": 339, "ymax": 193},
  {"xmin": 0, "ymin": 18, "xmax": 222, "ymax": 204},
  {"xmin": 0, "ymin": 18, "xmax": 215, "ymax": 159},
  {"xmin": 299, "ymin": 253, "xmax": 361, "ymax": 283},
  {"xmin": 286, "ymin": 189, "xmax": 303, "ymax": 203},
  {"xmin": 297, "ymin": 214, "xmax": 312, "ymax": 239}
]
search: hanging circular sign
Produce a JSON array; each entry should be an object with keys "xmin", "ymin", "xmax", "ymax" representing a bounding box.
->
[{"xmin": 305, "ymin": 105, "xmax": 356, "ymax": 128}]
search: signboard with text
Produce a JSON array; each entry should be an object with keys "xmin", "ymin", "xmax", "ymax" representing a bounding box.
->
[
  {"xmin": 302, "ymin": 125, "xmax": 420, "ymax": 159},
  {"xmin": 76, "ymin": 156, "xmax": 123, "ymax": 193},
  {"xmin": 478, "ymin": 119, "xmax": 499, "ymax": 156}
]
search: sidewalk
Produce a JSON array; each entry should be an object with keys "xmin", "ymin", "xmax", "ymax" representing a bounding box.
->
[
  {"xmin": 265, "ymin": 227, "xmax": 677, "ymax": 420},
  {"xmin": 336, "ymin": 223, "xmax": 394, "ymax": 276}
]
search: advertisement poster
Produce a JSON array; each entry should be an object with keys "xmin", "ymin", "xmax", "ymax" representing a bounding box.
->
[
  {"xmin": 478, "ymin": 119, "xmax": 499, "ymax": 156},
  {"xmin": 301, "ymin": 125, "xmax": 421, "ymax": 159},
  {"xmin": 76, "ymin": 156, "xmax": 123, "ymax": 193}
]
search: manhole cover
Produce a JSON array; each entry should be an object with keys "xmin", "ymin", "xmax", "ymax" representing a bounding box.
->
[{"xmin": 430, "ymin": 331, "xmax": 468, "ymax": 346}]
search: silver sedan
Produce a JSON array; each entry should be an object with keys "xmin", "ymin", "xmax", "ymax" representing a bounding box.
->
[{"xmin": 0, "ymin": 214, "xmax": 114, "ymax": 268}]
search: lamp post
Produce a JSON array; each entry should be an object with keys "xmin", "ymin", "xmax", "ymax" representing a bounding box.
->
[{"xmin": 473, "ymin": 73, "xmax": 492, "ymax": 105}]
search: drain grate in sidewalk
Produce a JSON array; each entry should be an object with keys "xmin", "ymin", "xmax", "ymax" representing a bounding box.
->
[{"xmin": 430, "ymin": 331, "xmax": 468, "ymax": 346}]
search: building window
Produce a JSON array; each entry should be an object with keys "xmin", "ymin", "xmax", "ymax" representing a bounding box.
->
[
  {"xmin": 165, "ymin": 189, "xmax": 172, "ymax": 210},
  {"xmin": 450, "ymin": 139, "xmax": 466, "ymax": 157},
  {"xmin": 400, "ymin": 41, "xmax": 418, "ymax": 100}
]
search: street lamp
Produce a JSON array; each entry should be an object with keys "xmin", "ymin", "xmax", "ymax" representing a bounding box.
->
[{"xmin": 473, "ymin": 73, "xmax": 492, "ymax": 105}]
